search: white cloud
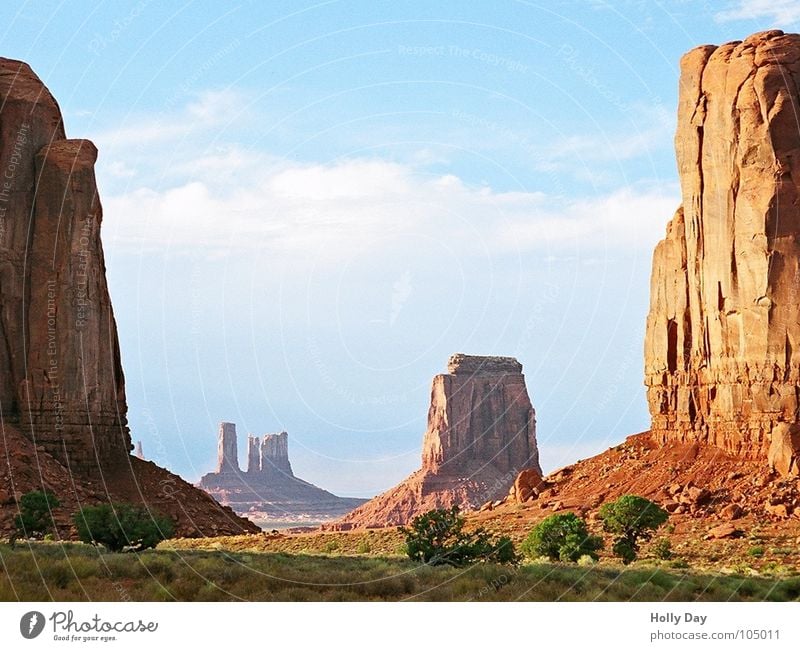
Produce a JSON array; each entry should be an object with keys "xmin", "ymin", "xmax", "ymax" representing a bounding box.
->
[
  {"xmin": 716, "ymin": 0, "xmax": 800, "ymax": 25},
  {"xmin": 535, "ymin": 103, "xmax": 673, "ymax": 172},
  {"xmin": 101, "ymin": 154, "xmax": 678, "ymax": 261},
  {"xmin": 96, "ymin": 89, "xmax": 246, "ymax": 148}
]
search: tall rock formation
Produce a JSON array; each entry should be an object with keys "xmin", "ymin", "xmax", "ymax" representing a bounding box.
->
[
  {"xmin": 199, "ymin": 425, "xmax": 366, "ymax": 524},
  {"xmin": 644, "ymin": 30, "xmax": 800, "ymax": 475},
  {"xmin": 335, "ymin": 353, "xmax": 540, "ymax": 528},
  {"xmin": 246, "ymin": 434, "xmax": 260, "ymax": 473},
  {"xmin": 0, "ymin": 60, "xmax": 129, "ymax": 473},
  {"xmin": 422, "ymin": 354, "xmax": 539, "ymax": 475},
  {"xmin": 261, "ymin": 431, "xmax": 292, "ymax": 475},
  {"xmin": 216, "ymin": 422, "xmax": 239, "ymax": 474},
  {"xmin": 0, "ymin": 57, "xmax": 258, "ymax": 538}
]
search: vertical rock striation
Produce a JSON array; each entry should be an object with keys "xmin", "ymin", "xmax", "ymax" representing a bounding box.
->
[
  {"xmin": 422, "ymin": 354, "xmax": 540, "ymax": 475},
  {"xmin": 335, "ymin": 353, "xmax": 540, "ymax": 528},
  {"xmin": 260, "ymin": 431, "xmax": 292, "ymax": 476},
  {"xmin": 645, "ymin": 30, "xmax": 800, "ymax": 474},
  {"xmin": 246, "ymin": 434, "xmax": 260, "ymax": 473},
  {"xmin": 23, "ymin": 140, "xmax": 130, "ymax": 471},
  {"xmin": 0, "ymin": 59, "xmax": 130, "ymax": 473},
  {"xmin": 216, "ymin": 422, "xmax": 239, "ymax": 474}
]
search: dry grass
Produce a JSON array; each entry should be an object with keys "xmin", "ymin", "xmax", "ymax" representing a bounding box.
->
[{"xmin": 1, "ymin": 541, "xmax": 799, "ymax": 602}]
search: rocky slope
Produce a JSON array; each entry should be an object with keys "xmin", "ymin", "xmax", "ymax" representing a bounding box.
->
[
  {"xmin": 0, "ymin": 57, "xmax": 257, "ymax": 538},
  {"xmin": 645, "ymin": 30, "xmax": 800, "ymax": 473},
  {"xmin": 199, "ymin": 424, "xmax": 366, "ymax": 524},
  {"xmin": 334, "ymin": 354, "xmax": 541, "ymax": 528}
]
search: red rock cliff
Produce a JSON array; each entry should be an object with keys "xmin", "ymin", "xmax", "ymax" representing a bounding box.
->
[
  {"xmin": 645, "ymin": 30, "xmax": 800, "ymax": 474},
  {"xmin": 0, "ymin": 58, "xmax": 258, "ymax": 537}
]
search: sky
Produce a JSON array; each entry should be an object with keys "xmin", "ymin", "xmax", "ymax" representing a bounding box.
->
[{"xmin": 0, "ymin": 1, "xmax": 795, "ymax": 497}]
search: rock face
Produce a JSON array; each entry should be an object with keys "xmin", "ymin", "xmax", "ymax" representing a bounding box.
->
[
  {"xmin": 335, "ymin": 353, "xmax": 540, "ymax": 528},
  {"xmin": 199, "ymin": 424, "xmax": 366, "ymax": 524},
  {"xmin": 261, "ymin": 431, "xmax": 292, "ymax": 475},
  {"xmin": 246, "ymin": 435, "xmax": 260, "ymax": 473},
  {"xmin": 0, "ymin": 57, "xmax": 257, "ymax": 538},
  {"xmin": 216, "ymin": 422, "xmax": 239, "ymax": 474},
  {"xmin": 645, "ymin": 30, "xmax": 800, "ymax": 474},
  {"xmin": 422, "ymin": 354, "xmax": 539, "ymax": 475},
  {"xmin": 0, "ymin": 61, "xmax": 129, "ymax": 474}
]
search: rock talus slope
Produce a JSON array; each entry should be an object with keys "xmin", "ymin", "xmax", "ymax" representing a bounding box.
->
[
  {"xmin": 335, "ymin": 354, "xmax": 540, "ymax": 528},
  {"xmin": 645, "ymin": 30, "xmax": 800, "ymax": 474},
  {"xmin": 0, "ymin": 58, "xmax": 257, "ymax": 537}
]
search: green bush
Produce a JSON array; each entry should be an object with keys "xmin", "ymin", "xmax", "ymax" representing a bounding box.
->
[
  {"xmin": 520, "ymin": 512, "xmax": 603, "ymax": 563},
  {"xmin": 599, "ymin": 495, "xmax": 668, "ymax": 564},
  {"xmin": 73, "ymin": 503, "xmax": 174, "ymax": 552},
  {"xmin": 652, "ymin": 538, "xmax": 672, "ymax": 560},
  {"xmin": 747, "ymin": 546, "xmax": 765, "ymax": 558},
  {"xmin": 14, "ymin": 490, "xmax": 60, "ymax": 539},
  {"xmin": 401, "ymin": 506, "xmax": 518, "ymax": 567}
]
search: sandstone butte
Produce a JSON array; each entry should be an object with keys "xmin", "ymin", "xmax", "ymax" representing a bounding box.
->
[
  {"xmin": 0, "ymin": 58, "xmax": 258, "ymax": 538},
  {"xmin": 198, "ymin": 423, "xmax": 366, "ymax": 521},
  {"xmin": 333, "ymin": 353, "xmax": 542, "ymax": 528},
  {"xmin": 645, "ymin": 29, "xmax": 800, "ymax": 476},
  {"xmin": 466, "ymin": 31, "xmax": 800, "ymax": 533}
]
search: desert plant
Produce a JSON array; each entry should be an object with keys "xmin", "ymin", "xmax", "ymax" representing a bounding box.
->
[
  {"xmin": 74, "ymin": 503, "xmax": 174, "ymax": 552},
  {"xmin": 599, "ymin": 495, "xmax": 668, "ymax": 564},
  {"xmin": 14, "ymin": 490, "xmax": 60, "ymax": 539},
  {"xmin": 401, "ymin": 506, "xmax": 518, "ymax": 566},
  {"xmin": 652, "ymin": 538, "xmax": 672, "ymax": 560},
  {"xmin": 520, "ymin": 512, "xmax": 603, "ymax": 563},
  {"xmin": 747, "ymin": 545, "xmax": 765, "ymax": 558}
]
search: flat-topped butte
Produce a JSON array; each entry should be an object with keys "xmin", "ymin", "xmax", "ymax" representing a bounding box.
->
[{"xmin": 447, "ymin": 353, "xmax": 523, "ymax": 375}]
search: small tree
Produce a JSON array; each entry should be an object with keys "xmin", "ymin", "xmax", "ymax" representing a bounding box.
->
[
  {"xmin": 401, "ymin": 506, "xmax": 518, "ymax": 566},
  {"xmin": 520, "ymin": 512, "xmax": 603, "ymax": 562},
  {"xmin": 599, "ymin": 495, "xmax": 668, "ymax": 564},
  {"xmin": 74, "ymin": 503, "xmax": 174, "ymax": 552},
  {"xmin": 14, "ymin": 490, "xmax": 60, "ymax": 539}
]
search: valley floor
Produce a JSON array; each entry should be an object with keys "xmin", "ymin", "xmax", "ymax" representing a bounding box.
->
[{"xmin": 0, "ymin": 541, "xmax": 798, "ymax": 602}]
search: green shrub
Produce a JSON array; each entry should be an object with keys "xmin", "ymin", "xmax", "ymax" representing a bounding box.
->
[
  {"xmin": 14, "ymin": 490, "xmax": 60, "ymax": 539},
  {"xmin": 401, "ymin": 506, "xmax": 518, "ymax": 567},
  {"xmin": 520, "ymin": 513, "xmax": 603, "ymax": 563},
  {"xmin": 652, "ymin": 538, "xmax": 672, "ymax": 560},
  {"xmin": 73, "ymin": 503, "xmax": 174, "ymax": 552},
  {"xmin": 599, "ymin": 495, "xmax": 668, "ymax": 564},
  {"xmin": 747, "ymin": 546, "xmax": 765, "ymax": 558}
]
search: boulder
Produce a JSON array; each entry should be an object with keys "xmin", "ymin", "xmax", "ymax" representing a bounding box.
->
[
  {"xmin": 510, "ymin": 468, "xmax": 546, "ymax": 503},
  {"xmin": 768, "ymin": 423, "xmax": 800, "ymax": 477},
  {"xmin": 720, "ymin": 503, "xmax": 743, "ymax": 521},
  {"xmin": 765, "ymin": 502, "xmax": 790, "ymax": 518},
  {"xmin": 706, "ymin": 523, "xmax": 741, "ymax": 540}
]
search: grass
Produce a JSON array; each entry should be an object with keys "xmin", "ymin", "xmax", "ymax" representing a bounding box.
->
[{"xmin": 1, "ymin": 542, "xmax": 799, "ymax": 601}]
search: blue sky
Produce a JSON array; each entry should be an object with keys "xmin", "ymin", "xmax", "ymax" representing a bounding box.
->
[{"xmin": 2, "ymin": 1, "xmax": 796, "ymax": 496}]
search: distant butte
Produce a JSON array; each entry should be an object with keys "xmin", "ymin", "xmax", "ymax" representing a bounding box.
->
[
  {"xmin": 199, "ymin": 423, "xmax": 366, "ymax": 524},
  {"xmin": 333, "ymin": 353, "xmax": 541, "ymax": 529}
]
